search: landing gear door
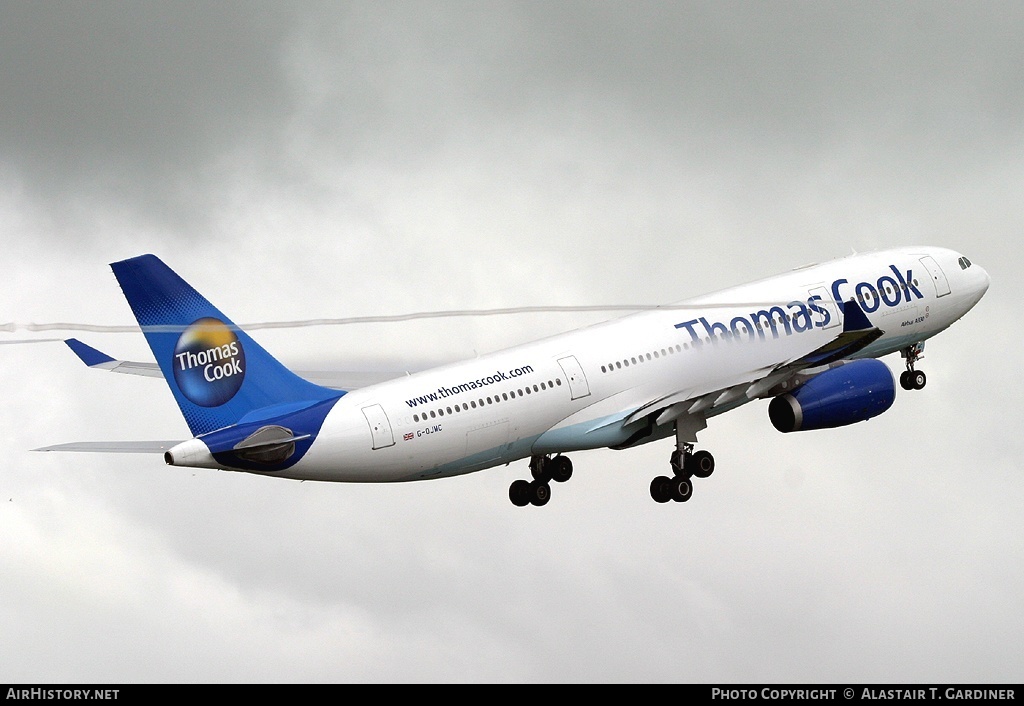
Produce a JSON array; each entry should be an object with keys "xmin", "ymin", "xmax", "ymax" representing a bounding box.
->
[
  {"xmin": 361, "ymin": 404, "xmax": 395, "ymax": 450},
  {"xmin": 919, "ymin": 256, "xmax": 951, "ymax": 298},
  {"xmin": 807, "ymin": 286, "xmax": 842, "ymax": 330},
  {"xmin": 557, "ymin": 355, "xmax": 591, "ymax": 400}
]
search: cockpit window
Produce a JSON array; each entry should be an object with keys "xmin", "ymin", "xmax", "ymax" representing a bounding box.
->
[{"xmin": 958, "ymin": 256, "xmax": 973, "ymax": 270}]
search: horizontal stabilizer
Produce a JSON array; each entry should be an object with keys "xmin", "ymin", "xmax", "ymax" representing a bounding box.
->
[
  {"xmin": 65, "ymin": 338, "xmax": 115, "ymax": 366},
  {"xmin": 65, "ymin": 338, "xmax": 163, "ymax": 377}
]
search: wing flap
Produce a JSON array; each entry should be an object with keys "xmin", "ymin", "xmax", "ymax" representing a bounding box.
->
[
  {"xmin": 624, "ymin": 300, "xmax": 883, "ymax": 428},
  {"xmin": 624, "ymin": 369, "xmax": 770, "ymax": 427}
]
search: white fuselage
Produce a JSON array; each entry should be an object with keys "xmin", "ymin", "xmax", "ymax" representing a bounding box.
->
[{"xmin": 284, "ymin": 246, "xmax": 988, "ymax": 482}]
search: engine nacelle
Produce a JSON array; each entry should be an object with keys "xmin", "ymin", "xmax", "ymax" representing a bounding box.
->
[{"xmin": 768, "ymin": 359, "xmax": 896, "ymax": 433}]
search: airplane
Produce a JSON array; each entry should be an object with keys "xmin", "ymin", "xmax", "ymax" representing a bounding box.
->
[{"xmin": 36, "ymin": 246, "xmax": 989, "ymax": 507}]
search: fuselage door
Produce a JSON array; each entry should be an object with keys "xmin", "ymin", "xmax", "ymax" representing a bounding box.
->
[
  {"xmin": 919, "ymin": 256, "xmax": 951, "ymax": 298},
  {"xmin": 807, "ymin": 285, "xmax": 842, "ymax": 330},
  {"xmin": 557, "ymin": 355, "xmax": 591, "ymax": 400},
  {"xmin": 361, "ymin": 404, "xmax": 395, "ymax": 449}
]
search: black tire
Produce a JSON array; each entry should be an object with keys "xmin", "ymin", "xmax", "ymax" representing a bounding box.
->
[
  {"xmin": 651, "ymin": 476, "xmax": 672, "ymax": 503},
  {"xmin": 900, "ymin": 371, "xmax": 914, "ymax": 390},
  {"xmin": 509, "ymin": 479, "xmax": 532, "ymax": 507},
  {"xmin": 912, "ymin": 370, "xmax": 927, "ymax": 390},
  {"xmin": 550, "ymin": 455, "xmax": 573, "ymax": 483},
  {"xmin": 691, "ymin": 450, "xmax": 715, "ymax": 479},
  {"xmin": 529, "ymin": 481, "xmax": 551, "ymax": 507},
  {"xmin": 670, "ymin": 477, "xmax": 693, "ymax": 503}
]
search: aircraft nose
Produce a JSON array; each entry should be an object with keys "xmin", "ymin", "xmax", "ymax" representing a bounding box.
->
[
  {"xmin": 975, "ymin": 262, "xmax": 991, "ymax": 295},
  {"xmin": 966, "ymin": 259, "xmax": 990, "ymax": 308}
]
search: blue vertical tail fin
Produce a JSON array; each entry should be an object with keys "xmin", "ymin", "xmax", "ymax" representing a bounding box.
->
[{"xmin": 111, "ymin": 255, "xmax": 341, "ymax": 437}]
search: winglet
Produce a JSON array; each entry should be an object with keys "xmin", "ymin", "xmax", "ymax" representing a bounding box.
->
[
  {"xmin": 782, "ymin": 298, "xmax": 882, "ymax": 369},
  {"xmin": 65, "ymin": 338, "xmax": 115, "ymax": 367},
  {"xmin": 841, "ymin": 298, "xmax": 873, "ymax": 332}
]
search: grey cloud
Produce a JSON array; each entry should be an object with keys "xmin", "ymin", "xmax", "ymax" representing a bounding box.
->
[
  {"xmin": 1, "ymin": 1, "xmax": 1021, "ymax": 684},
  {"xmin": 0, "ymin": 1, "xmax": 295, "ymax": 224}
]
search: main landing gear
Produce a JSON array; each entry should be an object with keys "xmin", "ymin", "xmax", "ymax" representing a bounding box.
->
[
  {"xmin": 508, "ymin": 442, "xmax": 716, "ymax": 507},
  {"xmin": 509, "ymin": 454, "xmax": 573, "ymax": 507},
  {"xmin": 509, "ymin": 419, "xmax": 715, "ymax": 507},
  {"xmin": 649, "ymin": 416, "xmax": 715, "ymax": 504},
  {"xmin": 900, "ymin": 343, "xmax": 927, "ymax": 391},
  {"xmin": 650, "ymin": 443, "xmax": 715, "ymax": 504}
]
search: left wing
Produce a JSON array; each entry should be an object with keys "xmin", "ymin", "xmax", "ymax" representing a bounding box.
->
[
  {"xmin": 34, "ymin": 440, "xmax": 181, "ymax": 453},
  {"xmin": 41, "ymin": 339, "xmax": 425, "ymax": 455},
  {"xmin": 63, "ymin": 338, "xmax": 403, "ymax": 390}
]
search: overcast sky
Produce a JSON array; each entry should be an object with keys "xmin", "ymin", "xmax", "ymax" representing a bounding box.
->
[{"xmin": 1, "ymin": 1, "xmax": 1021, "ymax": 683}]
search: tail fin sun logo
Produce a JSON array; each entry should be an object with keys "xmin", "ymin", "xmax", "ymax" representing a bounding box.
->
[{"xmin": 172, "ymin": 317, "xmax": 246, "ymax": 407}]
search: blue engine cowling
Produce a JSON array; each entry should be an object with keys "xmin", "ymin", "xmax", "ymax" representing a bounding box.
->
[{"xmin": 769, "ymin": 359, "xmax": 896, "ymax": 433}]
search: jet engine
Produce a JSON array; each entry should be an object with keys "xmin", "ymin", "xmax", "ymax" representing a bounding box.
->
[{"xmin": 768, "ymin": 359, "xmax": 896, "ymax": 433}]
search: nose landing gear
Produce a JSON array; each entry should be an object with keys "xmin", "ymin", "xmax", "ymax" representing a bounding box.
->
[{"xmin": 900, "ymin": 343, "xmax": 927, "ymax": 390}]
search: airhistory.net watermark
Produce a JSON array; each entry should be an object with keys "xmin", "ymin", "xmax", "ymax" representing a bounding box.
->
[{"xmin": 6, "ymin": 690, "xmax": 118, "ymax": 701}]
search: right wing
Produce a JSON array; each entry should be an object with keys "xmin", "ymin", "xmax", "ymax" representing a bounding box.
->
[
  {"xmin": 622, "ymin": 299, "xmax": 883, "ymax": 430},
  {"xmin": 544, "ymin": 299, "xmax": 883, "ymax": 449}
]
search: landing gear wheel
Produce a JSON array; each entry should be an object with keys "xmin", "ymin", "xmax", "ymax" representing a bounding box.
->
[
  {"xmin": 550, "ymin": 455, "xmax": 573, "ymax": 483},
  {"xmin": 659, "ymin": 440, "xmax": 710, "ymax": 503},
  {"xmin": 669, "ymin": 477, "xmax": 693, "ymax": 503},
  {"xmin": 529, "ymin": 481, "xmax": 551, "ymax": 507},
  {"xmin": 690, "ymin": 450, "xmax": 715, "ymax": 479},
  {"xmin": 651, "ymin": 476, "xmax": 672, "ymax": 504},
  {"xmin": 513, "ymin": 455, "xmax": 573, "ymax": 506},
  {"xmin": 509, "ymin": 479, "xmax": 532, "ymax": 507},
  {"xmin": 900, "ymin": 369, "xmax": 927, "ymax": 390},
  {"xmin": 901, "ymin": 343, "xmax": 926, "ymax": 391}
]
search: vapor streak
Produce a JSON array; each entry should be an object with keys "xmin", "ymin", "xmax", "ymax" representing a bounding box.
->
[{"xmin": 1, "ymin": 300, "xmax": 823, "ymax": 335}]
